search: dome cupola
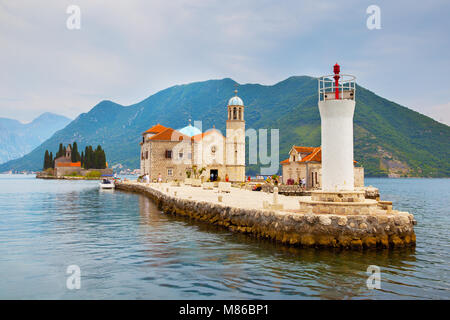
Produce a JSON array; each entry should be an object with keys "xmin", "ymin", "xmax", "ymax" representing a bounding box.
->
[
  {"xmin": 178, "ymin": 119, "xmax": 202, "ymax": 137},
  {"xmin": 228, "ymin": 87, "xmax": 244, "ymax": 106}
]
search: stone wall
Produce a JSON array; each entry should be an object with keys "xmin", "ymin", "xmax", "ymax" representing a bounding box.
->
[
  {"xmin": 116, "ymin": 182, "xmax": 416, "ymax": 249},
  {"xmin": 149, "ymin": 141, "xmax": 193, "ymax": 182},
  {"xmin": 54, "ymin": 167, "xmax": 112, "ymax": 177}
]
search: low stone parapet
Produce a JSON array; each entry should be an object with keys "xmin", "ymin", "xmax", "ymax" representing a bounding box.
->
[
  {"xmin": 218, "ymin": 182, "xmax": 231, "ymax": 193},
  {"xmin": 299, "ymin": 198, "xmax": 378, "ymax": 215},
  {"xmin": 311, "ymin": 190, "xmax": 365, "ymax": 203},
  {"xmin": 202, "ymin": 182, "xmax": 214, "ymax": 190}
]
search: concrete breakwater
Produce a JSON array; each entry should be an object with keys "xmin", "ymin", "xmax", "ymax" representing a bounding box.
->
[{"xmin": 116, "ymin": 181, "xmax": 416, "ymax": 249}]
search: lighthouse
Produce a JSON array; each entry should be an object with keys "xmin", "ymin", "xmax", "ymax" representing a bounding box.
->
[{"xmin": 318, "ymin": 64, "xmax": 356, "ymax": 191}]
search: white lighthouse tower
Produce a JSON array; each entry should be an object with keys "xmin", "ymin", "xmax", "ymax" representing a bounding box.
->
[{"xmin": 318, "ymin": 63, "xmax": 356, "ymax": 191}]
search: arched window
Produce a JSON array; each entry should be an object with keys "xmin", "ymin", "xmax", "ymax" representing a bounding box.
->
[
  {"xmin": 233, "ymin": 107, "xmax": 237, "ymax": 120},
  {"xmin": 238, "ymin": 108, "xmax": 241, "ymax": 120}
]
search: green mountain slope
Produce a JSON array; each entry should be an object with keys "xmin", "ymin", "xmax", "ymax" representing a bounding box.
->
[{"xmin": 1, "ymin": 77, "xmax": 449, "ymax": 177}]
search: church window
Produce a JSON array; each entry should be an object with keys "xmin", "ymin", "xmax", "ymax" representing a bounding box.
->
[
  {"xmin": 145, "ymin": 151, "xmax": 149, "ymax": 159},
  {"xmin": 239, "ymin": 108, "xmax": 241, "ymax": 120},
  {"xmin": 165, "ymin": 150, "xmax": 172, "ymax": 159},
  {"xmin": 167, "ymin": 168, "xmax": 173, "ymax": 176},
  {"xmin": 179, "ymin": 152, "xmax": 183, "ymax": 159},
  {"xmin": 233, "ymin": 108, "xmax": 237, "ymax": 120},
  {"xmin": 211, "ymin": 146, "xmax": 216, "ymax": 154}
]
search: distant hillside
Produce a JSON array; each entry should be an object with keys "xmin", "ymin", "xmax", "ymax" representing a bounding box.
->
[
  {"xmin": 0, "ymin": 113, "xmax": 71, "ymax": 165},
  {"xmin": 1, "ymin": 77, "xmax": 449, "ymax": 177}
]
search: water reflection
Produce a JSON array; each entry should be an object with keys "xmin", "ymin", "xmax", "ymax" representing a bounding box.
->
[
  {"xmin": 135, "ymin": 188, "xmax": 423, "ymax": 299},
  {"xmin": 0, "ymin": 175, "xmax": 448, "ymax": 299}
]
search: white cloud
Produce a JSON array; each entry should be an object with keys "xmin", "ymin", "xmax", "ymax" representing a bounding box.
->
[{"xmin": 0, "ymin": 0, "xmax": 449, "ymax": 124}]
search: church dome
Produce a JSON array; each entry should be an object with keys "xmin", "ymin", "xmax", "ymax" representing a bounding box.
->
[
  {"xmin": 178, "ymin": 123, "xmax": 202, "ymax": 137},
  {"xmin": 228, "ymin": 96, "xmax": 244, "ymax": 106}
]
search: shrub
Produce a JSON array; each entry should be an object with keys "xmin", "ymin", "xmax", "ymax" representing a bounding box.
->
[
  {"xmin": 65, "ymin": 172, "xmax": 81, "ymax": 177},
  {"xmin": 85, "ymin": 170, "xmax": 102, "ymax": 178}
]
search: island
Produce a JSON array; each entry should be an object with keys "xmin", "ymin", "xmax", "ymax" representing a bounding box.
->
[{"xmin": 36, "ymin": 142, "xmax": 112, "ymax": 179}]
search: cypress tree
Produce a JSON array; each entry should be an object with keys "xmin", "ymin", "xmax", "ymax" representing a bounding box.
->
[
  {"xmin": 57, "ymin": 143, "xmax": 64, "ymax": 158},
  {"xmin": 43, "ymin": 150, "xmax": 49, "ymax": 169},
  {"xmin": 84, "ymin": 147, "xmax": 89, "ymax": 169},
  {"xmin": 85, "ymin": 146, "xmax": 94, "ymax": 169},
  {"xmin": 101, "ymin": 149, "xmax": 106, "ymax": 169},
  {"xmin": 49, "ymin": 152, "xmax": 53, "ymax": 168},
  {"xmin": 72, "ymin": 142, "xmax": 80, "ymax": 162},
  {"xmin": 80, "ymin": 151, "xmax": 84, "ymax": 168},
  {"xmin": 95, "ymin": 145, "xmax": 102, "ymax": 169}
]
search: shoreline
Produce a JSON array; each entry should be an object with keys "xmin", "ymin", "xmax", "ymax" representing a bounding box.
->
[
  {"xmin": 35, "ymin": 175, "xmax": 102, "ymax": 180},
  {"xmin": 116, "ymin": 181, "xmax": 416, "ymax": 249}
]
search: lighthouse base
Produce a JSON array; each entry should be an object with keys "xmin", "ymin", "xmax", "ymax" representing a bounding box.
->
[{"xmin": 297, "ymin": 190, "xmax": 416, "ymax": 248}]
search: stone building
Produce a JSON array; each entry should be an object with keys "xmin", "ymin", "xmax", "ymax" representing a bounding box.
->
[
  {"xmin": 140, "ymin": 90, "xmax": 246, "ymax": 182},
  {"xmin": 280, "ymin": 145, "xmax": 364, "ymax": 189},
  {"xmin": 54, "ymin": 145, "xmax": 82, "ymax": 176}
]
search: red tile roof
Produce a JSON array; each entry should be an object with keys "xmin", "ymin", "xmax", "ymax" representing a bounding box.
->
[
  {"xmin": 56, "ymin": 161, "xmax": 81, "ymax": 168},
  {"xmin": 281, "ymin": 146, "xmax": 321, "ymax": 164},
  {"xmin": 149, "ymin": 127, "xmax": 190, "ymax": 142},
  {"xmin": 293, "ymin": 146, "xmax": 316, "ymax": 153},
  {"xmin": 281, "ymin": 146, "xmax": 358, "ymax": 164},
  {"xmin": 143, "ymin": 123, "xmax": 168, "ymax": 135},
  {"xmin": 300, "ymin": 147, "xmax": 321, "ymax": 162}
]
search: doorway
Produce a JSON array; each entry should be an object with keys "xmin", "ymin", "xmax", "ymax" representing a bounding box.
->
[{"xmin": 209, "ymin": 169, "xmax": 218, "ymax": 181}]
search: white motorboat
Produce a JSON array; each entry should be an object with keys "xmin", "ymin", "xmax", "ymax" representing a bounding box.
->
[{"xmin": 99, "ymin": 179, "xmax": 115, "ymax": 189}]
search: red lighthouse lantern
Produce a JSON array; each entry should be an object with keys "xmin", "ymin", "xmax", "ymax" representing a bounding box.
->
[{"xmin": 333, "ymin": 63, "xmax": 340, "ymax": 99}]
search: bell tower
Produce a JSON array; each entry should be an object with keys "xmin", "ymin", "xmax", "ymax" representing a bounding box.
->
[{"xmin": 225, "ymin": 85, "xmax": 246, "ymax": 182}]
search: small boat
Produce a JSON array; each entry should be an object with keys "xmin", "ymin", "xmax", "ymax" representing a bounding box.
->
[{"xmin": 99, "ymin": 178, "xmax": 115, "ymax": 189}]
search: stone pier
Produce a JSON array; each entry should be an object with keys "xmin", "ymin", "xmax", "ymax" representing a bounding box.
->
[{"xmin": 116, "ymin": 181, "xmax": 416, "ymax": 249}]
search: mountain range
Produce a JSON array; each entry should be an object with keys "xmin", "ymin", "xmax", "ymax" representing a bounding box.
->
[
  {"xmin": 0, "ymin": 77, "xmax": 448, "ymax": 177},
  {"xmin": 0, "ymin": 113, "xmax": 71, "ymax": 165}
]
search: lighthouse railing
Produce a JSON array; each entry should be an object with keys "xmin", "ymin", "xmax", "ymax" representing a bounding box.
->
[{"xmin": 318, "ymin": 74, "xmax": 356, "ymax": 102}]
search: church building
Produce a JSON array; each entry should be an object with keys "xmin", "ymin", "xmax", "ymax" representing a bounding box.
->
[{"xmin": 140, "ymin": 90, "xmax": 246, "ymax": 182}]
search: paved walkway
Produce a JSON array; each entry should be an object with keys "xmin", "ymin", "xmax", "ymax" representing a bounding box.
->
[{"xmin": 131, "ymin": 182, "xmax": 306, "ymax": 213}]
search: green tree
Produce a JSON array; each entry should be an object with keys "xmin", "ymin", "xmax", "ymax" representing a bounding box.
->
[
  {"xmin": 71, "ymin": 142, "xmax": 81, "ymax": 162},
  {"xmin": 96, "ymin": 146, "xmax": 106, "ymax": 169},
  {"xmin": 56, "ymin": 143, "xmax": 64, "ymax": 158},
  {"xmin": 80, "ymin": 151, "xmax": 84, "ymax": 168},
  {"xmin": 43, "ymin": 150, "xmax": 49, "ymax": 169},
  {"xmin": 49, "ymin": 152, "xmax": 54, "ymax": 168},
  {"xmin": 84, "ymin": 146, "xmax": 94, "ymax": 169}
]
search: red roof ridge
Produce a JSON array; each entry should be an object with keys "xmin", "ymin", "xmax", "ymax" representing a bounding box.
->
[
  {"xmin": 143, "ymin": 123, "xmax": 168, "ymax": 135},
  {"xmin": 149, "ymin": 127, "xmax": 190, "ymax": 141}
]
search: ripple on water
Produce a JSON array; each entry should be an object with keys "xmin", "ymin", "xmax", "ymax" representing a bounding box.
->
[{"xmin": 0, "ymin": 175, "xmax": 449, "ymax": 299}]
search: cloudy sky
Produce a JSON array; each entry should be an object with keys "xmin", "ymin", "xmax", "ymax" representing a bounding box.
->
[{"xmin": 0, "ymin": 0, "xmax": 449, "ymax": 124}]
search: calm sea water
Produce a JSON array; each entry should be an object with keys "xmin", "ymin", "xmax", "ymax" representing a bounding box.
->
[{"xmin": 0, "ymin": 174, "xmax": 448, "ymax": 299}]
